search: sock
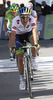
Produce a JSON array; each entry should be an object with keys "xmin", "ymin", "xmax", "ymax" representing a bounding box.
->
[
  {"xmin": 32, "ymin": 56, "xmax": 36, "ymax": 59},
  {"xmin": 20, "ymin": 74, "xmax": 24, "ymax": 81},
  {"xmin": 10, "ymin": 52, "xmax": 13, "ymax": 57}
]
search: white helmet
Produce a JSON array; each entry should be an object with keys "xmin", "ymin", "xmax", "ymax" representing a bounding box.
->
[{"xmin": 25, "ymin": 2, "xmax": 33, "ymax": 10}]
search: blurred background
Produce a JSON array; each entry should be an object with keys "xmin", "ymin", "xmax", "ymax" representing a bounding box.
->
[{"xmin": 0, "ymin": 0, "xmax": 53, "ymax": 40}]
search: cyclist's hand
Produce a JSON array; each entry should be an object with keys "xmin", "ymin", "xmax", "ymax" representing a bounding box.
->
[
  {"xmin": 34, "ymin": 43, "xmax": 40, "ymax": 50},
  {"xmin": 7, "ymin": 32, "xmax": 10, "ymax": 36},
  {"xmin": 38, "ymin": 44, "xmax": 40, "ymax": 50},
  {"xmin": 5, "ymin": 31, "xmax": 7, "ymax": 36},
  {"xmin": 12, "ymin": 46, "xmax": 15, "ymax": 53}
]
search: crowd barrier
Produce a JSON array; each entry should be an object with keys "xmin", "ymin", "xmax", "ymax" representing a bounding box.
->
[
  {"xmin": 0, "ymin": 17, "xmax": 3, "ymax": 39},
  {"xmin": 0, "ymin": 17, "xmax": 8, "ymax": 39},
  {"xmin": 44, "ymin": 14, "xmax": 53, "ymax": 39},
  {"xmin": 0, "ymin": 14, "xmax": 53, "ymax": 39}
]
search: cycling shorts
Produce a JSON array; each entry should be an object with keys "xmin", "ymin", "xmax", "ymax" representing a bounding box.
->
[{"xmin": 15, "ymin": 31, "xmax": 33, "ymax": 54}]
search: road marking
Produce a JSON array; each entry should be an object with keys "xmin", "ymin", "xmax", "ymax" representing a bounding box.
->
[
  {"xmin": 0, "ymin": 57, "xmax": 53, "ymax": 72},
  {"xmin": 36, "ymin": 56, "xmax": 53, "ymax": 70},
  {"xmin": 0, "ymin": 59, "xmax": 18, "ymax": 72}
]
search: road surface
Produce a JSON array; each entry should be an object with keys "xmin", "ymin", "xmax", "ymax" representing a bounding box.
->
[{"xmin": 0, "ymin": 39, "xmax": 53, "ymax": 100}]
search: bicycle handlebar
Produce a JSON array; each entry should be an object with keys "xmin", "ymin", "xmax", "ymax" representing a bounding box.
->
[{"xmin": 22, "ymin": 45, "xmax": 39, "ymax": 56}]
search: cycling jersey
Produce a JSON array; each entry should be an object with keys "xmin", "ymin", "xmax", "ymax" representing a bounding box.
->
[
  {"xmin": 12, "ymin": 15, "xmax": 36, "ymax": 34},
  {"xmin": 5, "ymin": 9, "xmax": 19, "ymax": 28},
  {"xmin": 31, "ymin": 10, "xmax": 37, "ymax": 18}
]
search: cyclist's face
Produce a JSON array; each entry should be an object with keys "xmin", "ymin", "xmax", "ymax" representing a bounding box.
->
[
  {"xmin": 12, "ymin": 11, "xmax": 17, "ymax": 18},
  {"xmin": 20, "ymin": 14, "xmax": 29, "ymax": 25}
]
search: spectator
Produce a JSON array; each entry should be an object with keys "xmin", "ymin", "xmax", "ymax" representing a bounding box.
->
[
  {"xmin": 19, "ymin": 3, "xmax": 24, "ymax": 9},
  {"xmin": 36, "ymin": 6, "xmax": 42, "ymax": 18},
  {"xmin": 6, "ymin": 1, "xmax": 11, "ymax": 10},
  {"xmin": 41, "ymin": 1, "xmax": 51, "ymax": 16}
]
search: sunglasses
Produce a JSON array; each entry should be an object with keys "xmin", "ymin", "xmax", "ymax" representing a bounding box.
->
[
  {"xmin": 20, "ymin": 16, "xmax": 29, "ymax": 19},
  {"xmin": 11, "ymin": 9, "xmax": 17, "ymax": 12}
]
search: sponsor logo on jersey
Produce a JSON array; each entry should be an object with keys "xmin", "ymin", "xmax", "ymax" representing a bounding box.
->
[
  {"xmin": 17, "ymin": 20, "xmax": 20, "ymax": 24},
  {"xmin": 12, "ymin": 26, "xmax": 17, "ymax": 30},
  {"xmin": 26, "ymin": 25, "xmax": 30, "ymax": 28},
  {"xmin": 29, "ymin": 18, "xmax": 31, "ymax": 22},
  {"xmin": 31, "ymin": 23, "xmax": 36, "ymax": 26}
]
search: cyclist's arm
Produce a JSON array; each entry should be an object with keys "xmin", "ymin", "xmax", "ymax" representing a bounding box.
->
[
  {"xmin": 11, "ymin": 30, "xmax": 16, "ymax": 47},
  {"xmin": 32, "ymin": 10, "xmax": 37, "ymax": 33},
  {"xmin": 34, "ymin": 17, "xmax": 37, "ymax": 33},
  {"xmin": 5, "ymin": 11, "xmax": 8, "ymax": 32},
  {"xmin": 31, "ymin": 16, "xmax": 38, "ymax": 44},
  {"xmin": 11, "ymin": 18, "xmax": 17, "ymax": 47},
  {"xmin": 32, "ymin": 27, "xmax": 38, "ymax": 44},
  {"xmin": 4, "ymin": 21, "xmax": 8, "ymax": 32}
]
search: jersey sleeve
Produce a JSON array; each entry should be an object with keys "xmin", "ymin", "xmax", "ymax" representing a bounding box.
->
[
  {"xmin": 30, "ymin": 16, "xmax": 36, "ymax": 29},
  {"xmin": 12, "ymin": 18, "xmax": 17, "ymax": 31},
  {"xmin": 5, "ymin": 11, "xmax": 8, "ymax": 21},
  {"xmin": 31, "ymin": 10, "xmax": 37, "ymax": 18},
  {"xmin": 5, "ymin": 10, "xmax": 11, "ymax": 21}
]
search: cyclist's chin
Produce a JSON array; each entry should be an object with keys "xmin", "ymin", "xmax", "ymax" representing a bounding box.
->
[{"xmin": 23, "ymin": 22, "xmax": 27, "ymax": 25}]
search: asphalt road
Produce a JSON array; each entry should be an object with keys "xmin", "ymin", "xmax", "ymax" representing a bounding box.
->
[{"xmin": 0, "ymin": 39, "xmax": 53, "ymax": 100}]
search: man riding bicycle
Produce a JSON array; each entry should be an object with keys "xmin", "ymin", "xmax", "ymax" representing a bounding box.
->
[
  {"xmin": 11, "ymin": 6, "xmax": 39, "ymax": 90},
  {"xmin": 25, "ymin": 2, "xmax": 37, "ymax": 32},
  {"xmin": 5, "ymin": 3, "xmax": 19, "ymax": 60}
]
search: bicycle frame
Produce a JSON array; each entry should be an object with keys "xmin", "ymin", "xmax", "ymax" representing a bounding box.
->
[{"xmin": 23, "ymin": 44, "xmax": 33, "ymax": 98}]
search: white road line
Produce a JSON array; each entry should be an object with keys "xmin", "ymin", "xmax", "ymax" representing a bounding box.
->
[
  {"xmin": 0, "ymin": 59, "xmax": 18, "ymax": 72},
  {"xmin": 0, "ymin": 68, "xmax": 18, "ymax": 72},
  {"xmin": 36, "ymin": 56, "xmax": 53, "ymax": 70},
  {"xmin": 0, "ymin": 57, "xmax": 53, "ymax": 72}
]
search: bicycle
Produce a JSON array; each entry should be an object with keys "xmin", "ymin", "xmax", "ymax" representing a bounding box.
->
[
  {"xmin": 22, "ymin": 43, "xmax": 33, "ymax": 98},
  {"xmin": 22, "ymin": 40, "xmax": 39, "ymax": 98},
  {"xmin": 15, "ymin": 40, "xmax": 39, "ymax": 98}
]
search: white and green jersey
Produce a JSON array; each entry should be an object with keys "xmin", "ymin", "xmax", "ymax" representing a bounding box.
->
[{"xmin": 5, "ymin": 9, "xmax": 19, "ymax": 28}]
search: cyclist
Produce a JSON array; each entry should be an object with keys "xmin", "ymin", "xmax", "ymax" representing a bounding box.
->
[
  {"xmin": 5, "ymin": 3, "xmax": 19, "ymax": 60},
  {"xmin": 25, "ymin": 2, "xmax": 40, "ymax": 49},
  {"xmin": 11, "ymin": 7, "xmax": 38, "ymax": 90},
  {"xmin": 25, "ymin": 2, "xmax": 37, "ymax": 32}
]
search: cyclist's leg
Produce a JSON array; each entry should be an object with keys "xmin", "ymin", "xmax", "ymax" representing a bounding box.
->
[
  {"xmin": 28, "ymin": 31, "xmax": 38, "ymax": 70},
  {"xmin": 15, "ymin": 34, "xmax": 25, "ymax": 90},
  {"xmin": 7, "ymin": 27, "xmax": 14, "ymax": 60},
  {"xmin": 7, "ymin": 32, "xmax": 13, "ymax": 59},
  {"xmin": 8, "ymin": 28, "xmax": 15, "ymax": 60},
  {"xmin": 16, "ymin": 32, "xmax": 30, "ymax": 71},
  {"xmin": 17, "ymin": 53, "xmax": 24, "ymax": 74},
  {"xmin": 28, "ymin": 31, "xmax": 36, "ymax": 56}
]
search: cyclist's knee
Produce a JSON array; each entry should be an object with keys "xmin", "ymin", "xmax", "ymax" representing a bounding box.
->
[
  {"xmin": 30, "ymin": 37, "xmax": 34, "ymax": 46},
  {"xmin": 18, "ymin": 53, "xmax": 23, "ymax": 62},
  {"xmin": 16, "ymin": 48, "xmax": 24, "ymax": 55}
]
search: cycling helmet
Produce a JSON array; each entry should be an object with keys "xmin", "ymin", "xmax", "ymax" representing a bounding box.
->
[
  {"xmin": 19, "ymin": 7, "xmax": 31, "ymax": 15},
  {"xmin": 25, "ymin": 2, "xmax": 33, "ymax": 10},
  {"xmin": 10, "ymin": 3, "xmax": 19, "ymax": 12}
]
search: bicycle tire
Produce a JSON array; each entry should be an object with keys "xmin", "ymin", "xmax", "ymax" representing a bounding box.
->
[
  {"xmin": 24, "ymin": 57, "xmax": 27, "ymax": 90},
  {"xmin": 26, "ymin": 56, "xmax": 32, "ymax": 98}
]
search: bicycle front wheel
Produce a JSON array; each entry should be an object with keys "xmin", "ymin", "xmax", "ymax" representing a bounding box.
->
[{"xmin": 26, "ymin": 56, "xmax": 32, "ymax": 98}]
